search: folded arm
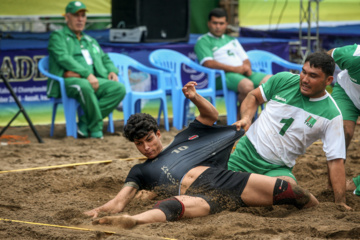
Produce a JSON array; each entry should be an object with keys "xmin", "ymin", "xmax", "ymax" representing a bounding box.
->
[{"xmin": 203, "ymin": 59, "xmax": 251, "ymax": 76}]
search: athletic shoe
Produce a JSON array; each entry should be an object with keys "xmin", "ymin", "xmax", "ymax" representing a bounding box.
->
[
  {"xmin": 90, "ymin": 131, "xmax": 104, "ymax": 139},
  {"xmin": 77, "ymin": 128, "xmax": 88, "ymax": 138},
  {"xmin": 77, "ymin": 122, "xmax": 88, "ymax": 138}
]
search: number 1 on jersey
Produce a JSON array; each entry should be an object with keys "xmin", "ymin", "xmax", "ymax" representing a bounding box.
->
[{"xmin": 279, "ymin": 118, "xmax": 294, "ymax": 136}]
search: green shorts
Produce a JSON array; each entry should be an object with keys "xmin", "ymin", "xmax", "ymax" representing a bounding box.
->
[
  {"xmin": 228, "ymin": 135, "xmax": 297, "ymax": 182},
  {"xmin": 216, "ymin": 71, "xmax": 268, "ymax": 92},
  {"xmin": 331, "ymin": 82, "xmax": 360, "ymax": 122}
]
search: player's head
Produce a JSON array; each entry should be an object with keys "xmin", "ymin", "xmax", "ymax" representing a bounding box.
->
[
  {"xmin": 124, "ymin": 113, "xmax": 163, "ymax": 159},
  {"xmin": 304, "ymin": 52, "xmax": 335, "ymax": 78},
  {"xmin": 299, "ymin": 52, "xmax": 334, "ymax": 98},
  {"xmin": 208, "ymin": 8, "xmax": 228, "ymax": 37}
]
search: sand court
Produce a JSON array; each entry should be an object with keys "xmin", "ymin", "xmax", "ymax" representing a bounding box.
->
[{"xmin": 1, "ymin": 119, "xmax": 360, "ymax": 239}]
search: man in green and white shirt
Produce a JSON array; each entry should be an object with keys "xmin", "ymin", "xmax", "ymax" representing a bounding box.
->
[
  {"xmin": 194, "ymin": 8, "xmax": 271, "ymax": 117},
  {"xmin": 328, "ymin": 44, "xmax": 360, "ymax": 197},
  {"xmin": 328, "ymin": 44, "xmax": 360, "ymax": 149},
  {"xmin": 228, "ymin": 52, "xmax": 350, "ymax": 209}
]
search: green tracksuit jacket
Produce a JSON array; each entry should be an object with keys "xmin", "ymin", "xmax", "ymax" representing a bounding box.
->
[{"xmin": 47, "ymin": 25, "xmax": 125, "ymax": 135}]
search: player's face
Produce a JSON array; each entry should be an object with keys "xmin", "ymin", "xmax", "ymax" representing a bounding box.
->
[
  {"xmin": 299, "ymin": 61, "xmax": 333, "ymax": 98},
  {"xmin": 134, "ymin": 130, "xmax": 163, "ymax": 159},
  {"xmin": 65, "ymin": 10, "xmax": 87, "ymax": 35},
  {"xmin": 208, "ymin": 16, "xmax": 228, "ymax": 37}
]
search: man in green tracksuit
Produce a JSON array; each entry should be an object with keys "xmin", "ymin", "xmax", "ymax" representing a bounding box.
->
[{"xmin": 47, "ymin": 1, "xmax": 126, "ymax": 139}]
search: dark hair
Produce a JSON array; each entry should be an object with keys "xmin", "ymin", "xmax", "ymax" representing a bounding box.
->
[
  {"xmin": 208, "ymin": 8, "xmax": 227, "ymax": 21},
  {"xmin": 304, "ymin": 52, "xmax": 335, "ymax": 77},
  {"xmin": 123, "ymin": 113, "xmax": 159, "ymax": 142}
]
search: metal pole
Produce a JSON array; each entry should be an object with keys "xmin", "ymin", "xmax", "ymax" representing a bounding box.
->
[{"xmin": 0, "ymin": 73, "xmax": 44, "ymax": 143}]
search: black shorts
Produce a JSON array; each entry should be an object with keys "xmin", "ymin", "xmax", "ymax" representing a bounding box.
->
[{"xmin": 185, "ymin": 168, "xmax": 251, "ymax": 214}]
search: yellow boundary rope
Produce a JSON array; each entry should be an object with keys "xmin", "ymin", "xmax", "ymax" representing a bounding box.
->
[
  {"xmin": 0, "ymin": 218, "xmax": 176, "ymax": 240},
  {"xmin": 0, "ymin": 157, "xmax": 146, "ymax": 174},
  {"xmin": 0, "ymin": 158, "xmax": 179, "ymax": 240},
  {"xmin": 0, "ymin": 218, "xmax": 114, "ymax": 234}
]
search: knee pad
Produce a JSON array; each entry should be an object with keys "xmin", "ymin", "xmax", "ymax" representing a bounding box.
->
[
  {"xmin": 273, "ymin": 178, "xmax": 310, "ymax": 209},
  {"xmin": 153, "ymin": 197, "xmax": 185, "ymax": 221}
]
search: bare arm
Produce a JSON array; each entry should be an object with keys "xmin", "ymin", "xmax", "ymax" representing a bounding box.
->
[
  {"xmin": 327, "ymin": 159, "xmax": 351, "ymax": 210},
  {"xmin": 203, "ymin": 59, "xmax": 251, "ymax": 76},
  {"xmin": 233, "ymin": 87, "xmax": 265, "ymax": 131},
  {"xmin": 182, "ymin": 81, "xmax": 218, "ymax": 126},
  {"xmin": 327, "ymin": 48, "xmax": 335, "ymax": 56},
  {"xmin": 84, "ymin": 186, "xmax": 138, "ymax": 218}
]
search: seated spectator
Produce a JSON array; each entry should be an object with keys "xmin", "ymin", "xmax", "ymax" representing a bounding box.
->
[
  {"xmin": 194, "ymin": 8, "xmax": 271, "ymax": 119},
  {"xmin": 47, "ymin": 1, "xmax": 126, "ymax": 139}
]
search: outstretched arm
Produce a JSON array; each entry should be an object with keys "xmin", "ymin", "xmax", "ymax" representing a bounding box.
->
[
  {"xmin": 327, "ymin": 159, "xmax": 352, "ymax": 210},
  {"xmin": 182, "ymin": 81, "xmax": 218, "ymax": 126},
  {"xmin": 84, "ymin": 186, "xmax": 138, "ymax": 218},
  {"xmin": 233, "ymin": 87, "xmax": 265, "ymax": 131}
]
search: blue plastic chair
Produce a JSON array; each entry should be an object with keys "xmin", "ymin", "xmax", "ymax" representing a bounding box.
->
[
  {"xmin": 149, "ymin": 49, "xmax": 217, "ymax": 130},
  {"xmin": 192, "ymin": 58, "xmax": 237, "ymax": 125},
  {"xmin": 38, "ymin": 56, "xmax": 114, "ymax": 138},
  {"xmin": 247, "ymin": 50, "xmax": 303, "ymax": 119},
  {"xmin": 108, "ymin": 53, "xmax": 169, "ymax": 131},
  {"xmin": 247, "ymin": 50, "xmax": 303, "ymax": 75},
  {"xmin": 214, "ymin": 69, "xmax": 237, "ymax": 125}
]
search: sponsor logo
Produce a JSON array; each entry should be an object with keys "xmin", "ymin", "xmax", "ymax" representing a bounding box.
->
[
  {"xmin": 188, "ymin": 135, "xmax": 199, "ymax": 140},
  {"xmin": 275, "ymin": 95, "xmax": 286, "ymax": 102},
  {"xmin": 304, "ymin": 115, "xmax": 317, "ymax": 128},
  {"xmin": 227, "ymin": 50, "xmax": 234, "ymax": 56}
]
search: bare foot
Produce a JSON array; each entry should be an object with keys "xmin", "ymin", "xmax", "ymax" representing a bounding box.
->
[
  {"xmin": 337, "ymin": 202, "xmax": 353, "ymax": 211},
  {"xmin": 92, "ymin": 215, "xmax": 137, "ymax": 229},
  {"xmin": 346, "ymin": 179, "xmax": 356, "ymax": 191}
]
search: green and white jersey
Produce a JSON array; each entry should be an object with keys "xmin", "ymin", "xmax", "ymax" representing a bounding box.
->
[
  {"xmin": 332, "ymin": 44, "xmax": 360, "ymax": 109},
  {"xmin": 194, "ymin": 32, "xmax": 248, "ymax": 66},
  {"xmin": 247, "ymin": 72, "xmax": 345, "ymax": 168}
]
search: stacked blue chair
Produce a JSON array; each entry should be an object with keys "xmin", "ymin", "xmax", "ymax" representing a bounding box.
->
[
  {"xmin": 38, "ymin": 56, "xmax": 114, "ymax": 138},
  {"xmin": 149, "ymin": 49, "xmax": 217, "ymax": 130},
  {"xmin": 108, "ymin": 53, "xmax": 169, "ymax": 131}
]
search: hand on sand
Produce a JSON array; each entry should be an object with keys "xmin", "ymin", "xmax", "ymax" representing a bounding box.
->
[{"xmin": 92, "ymin": 215, "xmax": 137, "ymax": 229}]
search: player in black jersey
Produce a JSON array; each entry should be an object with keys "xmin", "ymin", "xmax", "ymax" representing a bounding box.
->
[{"xmin": 85, "ymin": 81, "xmax": 319, "ymax": 229}]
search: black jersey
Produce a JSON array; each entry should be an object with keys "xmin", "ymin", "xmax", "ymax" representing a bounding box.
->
[{"xmin": 125, "ymin": 120, "xmax": 245, "ymax": 196}]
